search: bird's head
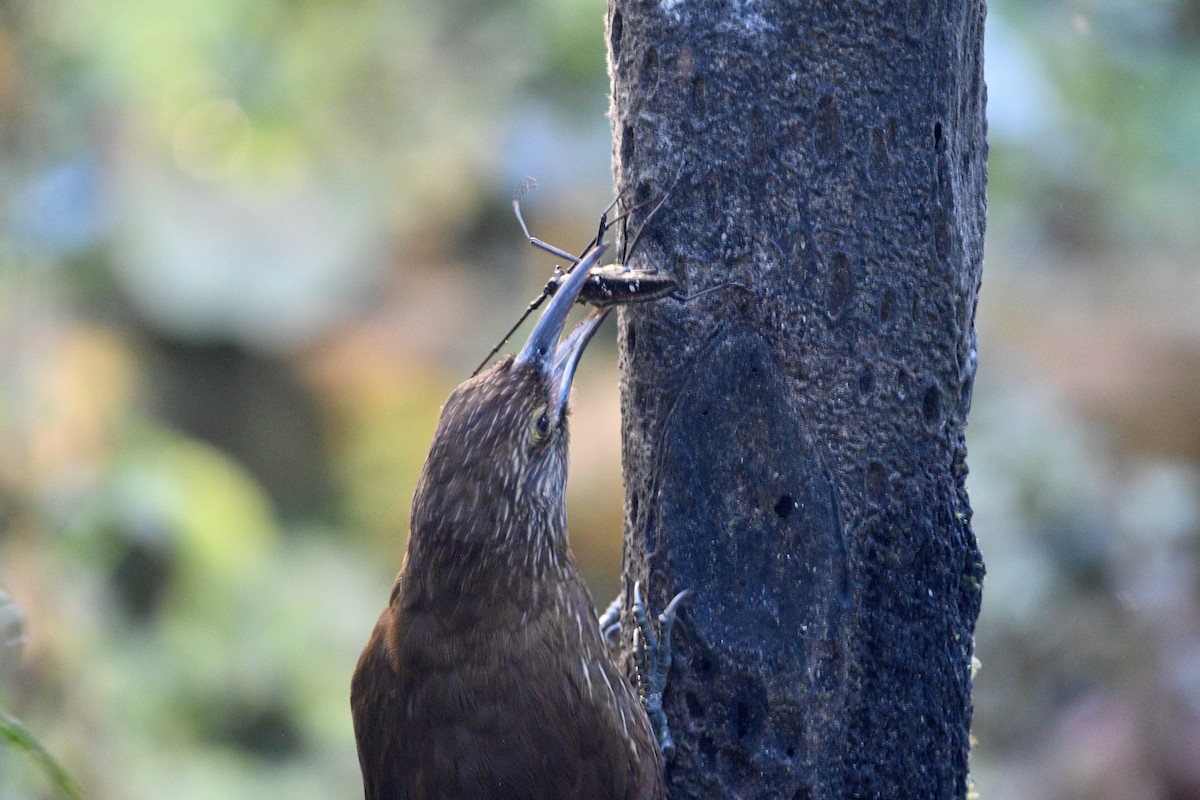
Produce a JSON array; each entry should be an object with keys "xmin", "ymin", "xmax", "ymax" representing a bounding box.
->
[{"xmin": 408, "ymin": 244, "xmax": 611, "ymax": 580}]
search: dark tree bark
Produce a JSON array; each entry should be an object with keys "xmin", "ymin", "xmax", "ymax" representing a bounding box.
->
[{"xmin": 607, "ymin": 2, "xmax": 986, "ymax": 798}]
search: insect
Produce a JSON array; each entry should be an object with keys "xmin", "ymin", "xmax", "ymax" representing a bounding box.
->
[{"xmin": 470, "ymin": 177, "xmax": 680, "ymax": 377}]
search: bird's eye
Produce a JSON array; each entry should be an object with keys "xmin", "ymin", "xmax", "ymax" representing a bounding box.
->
[{"xmin": 530, "ymin": 406, "xmax": 552, "ymax": 445}]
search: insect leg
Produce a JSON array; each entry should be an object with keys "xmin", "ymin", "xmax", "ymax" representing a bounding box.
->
[
  {"xmin": 592, "ymin": 187, "xmax": 628, "ymax": 253},
  {"xmin": 513, "ymin": 179, "xmax": 638, "ymax": 264},
  {"xmin": 513, "ymin": 188, "xmax": 580, "ymax": 263},
  {"xmin": 620, "ymin": 166, "xmax": 684, "ymax": 263},
  {"xmin": 670, "ymin": 281, "xmax": 755, "ymax": 304}
]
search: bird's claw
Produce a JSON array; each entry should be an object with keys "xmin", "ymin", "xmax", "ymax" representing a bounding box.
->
[
  {"xmin": 631, "ymin": 581, "xmax": 692, "ymax": 757},
  {"xmin": 598, "ymin": 595, "xmax": 622, "ymax": 650}
]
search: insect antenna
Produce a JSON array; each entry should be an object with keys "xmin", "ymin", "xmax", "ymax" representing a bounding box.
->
[{"xmin": 470, "ymin": 274, "xmax": 563, "ymax": 377}]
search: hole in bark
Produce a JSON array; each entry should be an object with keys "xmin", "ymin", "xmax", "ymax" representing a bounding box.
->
[
  {"xmin": 609, "ymin": 10, "xmax": 623, "ymax": 57},
  {"xmin": 629, "ymin": 491, "xmax": 639, "ymax": 523},
  {"xmin": 732, "ymin": 680, "xmax": 767, "ymax": 740},
  {"xmin": 626, "ymin": 322, "xmax": 636, "ymax": 354},
  {"xmin": 933, "ymin": 121, "xmax": 944, "ymax": 151},
  {"xmin": 825, "ymin": 252, "xmax": 852, "ymax": 318},
  {"xmin": 691, "ymin": 74, "xmax": 707, "ymax": 116},
  {"xmin": 865, "ymin": 461, "xmax": 887, "ymax": 504},
  {"xmin": 792, "ymin": 787, "xmax": 815, "ymax": 800},
  {"xmin": 642, "ymin": 48, "xmax": 658, "ymax": 86},
  {"xmin": 870, "ymin": 127, "xmax": 889, "ymax": 175},
  {"xmin": 879, "ymin": 287, "xmax": 896, "ymax": 324},
  {"xmin": 774, "ymin": 494, "xmax": 795, "ymax": 518},
  {"xmin": 621, "ymin": 124, "xmax": 635, "ymax": 165},
  {"xmin": 857, "ymin": 368, "xmax": 875, "ymax": 400},
  {"xmin": 785, "ymin": 746, "xmax": 796, "ymax": 758},
  {"xmin": 634, "ymin": 181, "xmax": 652, "ymax": 215},
  {"xmin": 734, "ymin": 699, "xmax": 753, "ymax": 737},
  {"xmin": 923, "ymin": 385, "xmax": 942, "ymax": 424},
  {"xmin": 816, "ymin": 94, "xmax": 840, "ymax": 162}
]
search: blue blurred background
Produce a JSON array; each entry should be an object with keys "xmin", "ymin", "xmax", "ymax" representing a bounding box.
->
[{"xmin": 1, "ymin": 1, "xmax": 1198, "ymax": 798}]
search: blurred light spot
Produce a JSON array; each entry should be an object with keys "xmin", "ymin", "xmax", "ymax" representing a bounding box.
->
[
  {"xmin": 1073, "ymin": 14, "xmax": 1092, "ymax": 36},
  {"xmin": 173, "ymin": 97, "xmax": 253, "ymax": 182},
  {"xmin": 21, "ymin": 326, "xmax": 135, "ymax": 491},
  {"xmin": 10, "ymin": 159, "xmax": 105, "ymax": 254},
  {"xmin": 984, "ymin": 18, "xmax": 1058, "ymax": 142},
  {"xmin": 1118, "ymin": 460, "xmax": 1200, "ymax": 545},
  {"xmin": 157, "ymin": 69, "xmax": 223, "ymax": 136}
]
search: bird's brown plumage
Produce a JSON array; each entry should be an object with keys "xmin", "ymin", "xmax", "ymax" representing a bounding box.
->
[{"xmin": 350, "ymin": 244, "xmax": 665, "ymax": 800}]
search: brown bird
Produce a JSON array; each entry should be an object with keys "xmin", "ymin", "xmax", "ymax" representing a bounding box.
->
[{"xmin": 351, "ymin": 242, "xmax": 678, "ymax": 800}]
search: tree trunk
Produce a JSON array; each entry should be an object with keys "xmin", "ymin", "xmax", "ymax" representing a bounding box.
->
[{"xmin": 607, "ymin": 2, "xmax": 986, "ymax": 798}]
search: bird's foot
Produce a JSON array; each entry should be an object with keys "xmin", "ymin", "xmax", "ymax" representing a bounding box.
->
[{"xmin": 632, "ymin": 582, "xmax": 692, "ymax": 757}]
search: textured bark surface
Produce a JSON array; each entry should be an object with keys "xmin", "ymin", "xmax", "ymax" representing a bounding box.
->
[{"xmin": 607, "ymin": 1, "xmax": 987, "ymax": 798}]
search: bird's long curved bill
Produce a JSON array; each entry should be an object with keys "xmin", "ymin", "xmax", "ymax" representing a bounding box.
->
[
  {"xmin": 515, "ymin": 243, "xmax": 611, "ymax": 415},
  {"xmin": 550, "ymin": 306, "xmax": 610, "ymax": 415}
]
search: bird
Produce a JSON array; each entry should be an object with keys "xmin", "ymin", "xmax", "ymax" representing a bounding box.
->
[{"xmin": 351, "ymin": 242, "xmax": 680, "ymax": 800}]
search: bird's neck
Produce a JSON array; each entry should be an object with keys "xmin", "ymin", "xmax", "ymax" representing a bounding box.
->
[{"xmin": 401, "ymin": 513, "xmax": 577, "ymax": 614}]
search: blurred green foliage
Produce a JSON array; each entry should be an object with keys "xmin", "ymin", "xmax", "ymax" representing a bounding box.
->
[
  {"xmin": 1, "ymin": 0, "xmax": 619, "ymax": 796},
  {"xmin": 987, "ymin": 1, "xmax": 1200, "ymax": 261},
  {"xmin": 1, "ymin": 0, "xmax": 1199, "ymax": 798},
  {"xmin": 1, "ymin": 711, "xmax": 81, "ymax": 800}
]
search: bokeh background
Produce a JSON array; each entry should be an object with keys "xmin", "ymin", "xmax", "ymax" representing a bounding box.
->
[{"xmin": 1, "ymin": 1, "xmax": 1197, "ymax": 798}]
